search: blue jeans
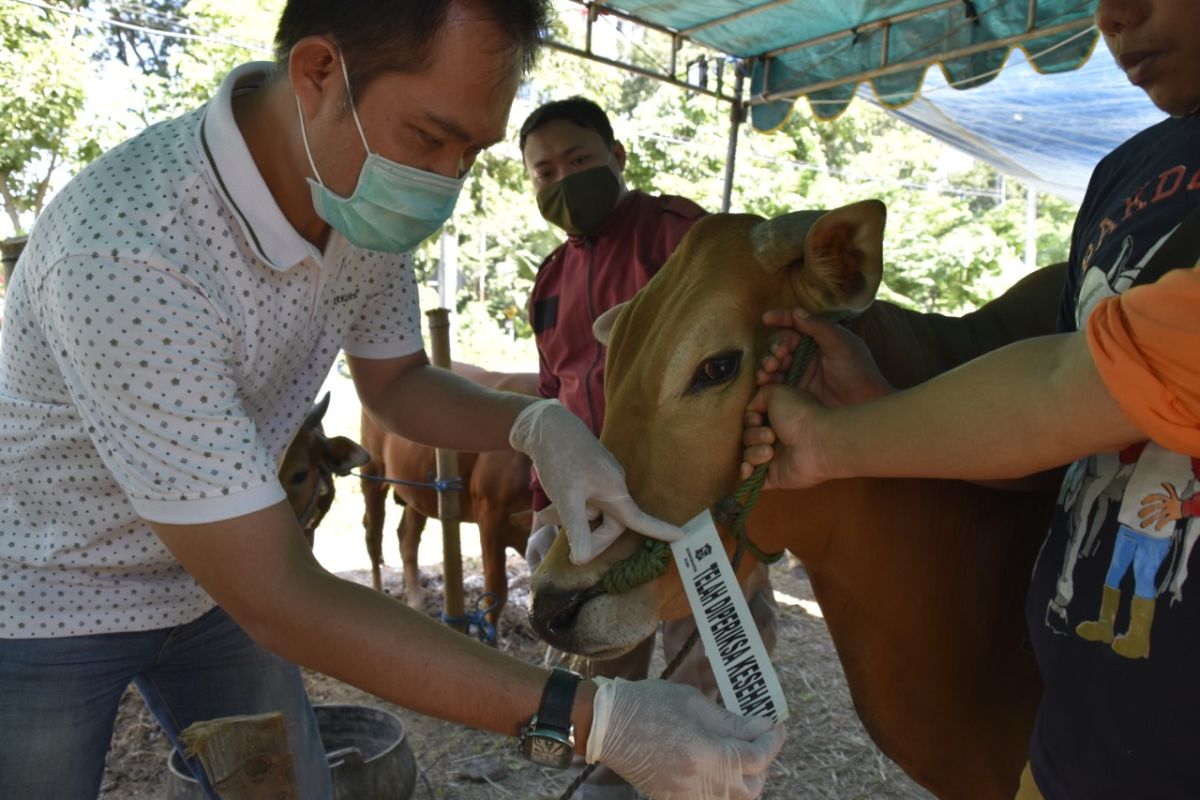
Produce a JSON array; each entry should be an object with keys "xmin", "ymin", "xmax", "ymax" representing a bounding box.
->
[
  {"xmin": 0, "ymin": 606, "xmax": 333, "ymax": 799},
  {"xmin": 1105, "ymin": 525, "xmax": 1173, "ymax": 599}
]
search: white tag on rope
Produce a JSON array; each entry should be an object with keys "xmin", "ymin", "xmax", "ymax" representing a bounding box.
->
[{"xmin": 671, "ymin": 510, "xmax": 789, "ymax": 723}]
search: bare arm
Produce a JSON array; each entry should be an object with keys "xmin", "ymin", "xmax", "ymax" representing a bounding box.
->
[
  {"xmin": 151, "ymin": 505, "xmax": 783, "ymax": 797},
  {"xmin": 347, "ymin": 350, "xmax": 534, "ymax": 452},
  {"xmin": 747, "ymin": 331, "xmax": 1144, "ymax": 488},
  {"xmin": 150, "ymin": 503, "xmax": 596, "ymax": 753}
]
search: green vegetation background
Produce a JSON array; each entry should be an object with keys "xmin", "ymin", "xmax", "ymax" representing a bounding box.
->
[{"xmin": 0, "ymin": 0, "xmax": 1078, "ymax": 369}]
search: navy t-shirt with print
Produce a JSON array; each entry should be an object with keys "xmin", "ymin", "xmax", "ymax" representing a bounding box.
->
[{"xmin": 1027, "ymin": 114, "xmax": 1200, "ymax": 798}]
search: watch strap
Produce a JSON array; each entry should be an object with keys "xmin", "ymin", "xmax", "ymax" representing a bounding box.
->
[{"xmin": 536, "ymin": 667, "xmax": 581, "ymax": 733}]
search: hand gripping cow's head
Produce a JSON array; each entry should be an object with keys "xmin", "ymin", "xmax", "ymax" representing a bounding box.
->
[{"xmin": 529, "ymin": 201, "xmax": 885, "ymax": 658}]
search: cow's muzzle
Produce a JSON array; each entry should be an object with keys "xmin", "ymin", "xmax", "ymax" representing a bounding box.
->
[{"xmin": 529, "ymin": 586, "xmax": 594, "ymax": 647}]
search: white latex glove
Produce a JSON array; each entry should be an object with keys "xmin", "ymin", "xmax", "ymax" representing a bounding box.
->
[
  {"xmin": 524, "ymin": 524, "xmax": 557, "ymax": 572},
  {"xmin": 587, "ymin": 677, "xmax": 785, "ymax": 799},
  {"xmin": 509, "ymin": 399, "xmax": 682, "ymax": 564}
]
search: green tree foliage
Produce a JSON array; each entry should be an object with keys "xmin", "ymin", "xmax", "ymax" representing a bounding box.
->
[
  {"xmin": 99, "ymin": 0, "xmax": 278, "ymax": 125},
  {"xmin": 0, "ymin": 2, "xmax": 102, "ymax": 233},
  {"xmin": 0, "ymin": 0, "xmax": 277, "ymax": 237},
  {"xmin": 150, "ymin": 0, "xmax": 277, "ymax": 113},
  {"xmin": 3, "ymin": 0, "xmax": 1077, "ymax": 331},
  {"xmin": 96, "ymin": 0, "xmax": 190, "ymax": 76}
]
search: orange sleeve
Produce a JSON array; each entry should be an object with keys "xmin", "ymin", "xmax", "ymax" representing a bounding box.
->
[{"xmin": 1087, "ymin": 265, "xmax": 1200, "ymax": 455}]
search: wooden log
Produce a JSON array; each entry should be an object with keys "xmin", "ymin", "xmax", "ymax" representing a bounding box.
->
[
  {"xmin": 425, "ymin": 308, "xmax": 465, "ymax": 633},
  {"xmin": 1, "ymin": 235, "xmax": 27, "ymax": 289},
  {"xmin": 179, "ymin": 711, "xmax": 298, "ymax": 799}
]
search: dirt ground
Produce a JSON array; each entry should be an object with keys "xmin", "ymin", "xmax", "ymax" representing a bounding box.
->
[{"xmin": 98, "ymin": 552, "xmax": 930, "ymax": 800}]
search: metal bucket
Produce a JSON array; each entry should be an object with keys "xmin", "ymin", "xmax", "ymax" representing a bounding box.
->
[{"xmin": 166, "ymin": 704, "xmax": 417, "ymax": 799}]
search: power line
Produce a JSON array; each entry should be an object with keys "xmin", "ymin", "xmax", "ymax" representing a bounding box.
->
[
  {"xmin": 108, "ymin": 0, "xmax": 193, "ymax": 30},
  {"xmin": 4, "ymin": 0, "xmax": 272, "ymax": 54},
  {"xmin": 6, "ymin": 0, "xmax": 1034, "ymax": 203},
  {"xmin": 624, "ymin": 126, "xmax": 1005, "ymax": 202}
]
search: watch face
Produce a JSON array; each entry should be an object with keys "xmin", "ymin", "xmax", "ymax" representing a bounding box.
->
[{"xmin": 528, "ymin": 735, "xmax": 571, "ymax": 767}]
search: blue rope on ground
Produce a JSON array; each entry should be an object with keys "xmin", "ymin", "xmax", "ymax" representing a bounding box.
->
[{"xmin": 441, "ymin": 592, "xmax": 499, "ymax": 645}]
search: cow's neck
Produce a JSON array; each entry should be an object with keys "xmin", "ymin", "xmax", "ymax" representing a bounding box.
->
[{"xmin": 747, "ymin": 479, "xmax": 1048, "ymax": 795}]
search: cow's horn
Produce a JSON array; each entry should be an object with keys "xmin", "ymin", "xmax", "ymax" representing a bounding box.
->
[
  {"xmin": 749, "ymin": 210, "xmax": 824, "ymax": 274},
  {"xmin": 305, "ymin": 392, "xmax": 331, "ymax": 429},
  {"xmin": 593, "ymin": 302, "xmax": 627, "ymax": 346}
]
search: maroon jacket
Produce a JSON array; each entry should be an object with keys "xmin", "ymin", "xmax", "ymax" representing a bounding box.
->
[{"xmin": 528, "ymin": 190, "xmax": 707, "ymax": 511}]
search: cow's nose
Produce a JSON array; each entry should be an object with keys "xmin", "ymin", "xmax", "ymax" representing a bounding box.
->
[{"xmin": 530, "ymin": 587, "xmax": 590, "ymax": 644}]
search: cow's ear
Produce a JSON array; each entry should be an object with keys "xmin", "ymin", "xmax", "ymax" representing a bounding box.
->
[
  {"xmin": 328, "ymin": 437, "xmax": 371, "ymax": 475},
  {"xmin": 799, "ymin": 199, "xmax": 886, "ymax": 313},
  {"xmin": 593, "ymin": 302, "xmax": 628, "ymax": 346}
]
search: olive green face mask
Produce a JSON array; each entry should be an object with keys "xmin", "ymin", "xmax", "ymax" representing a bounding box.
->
[{"xmin": 536, "ymin": 162, "xmax": 623, "ymax": 236}]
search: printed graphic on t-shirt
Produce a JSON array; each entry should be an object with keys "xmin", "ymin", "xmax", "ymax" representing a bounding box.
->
[
  {"xmin": 1025, "ymin": 113, "xmax": 1200, "ymax": 798},
  {"xmin": 1044, "ymin": 178, "xmax": 1200, "ymax": 660},
  {"xmin": 1044, "ymin": 443, "xmax": 1198, "ymax": 660},
  {"xmin": 1076, "ymin": 223, "xmax": 1180, "ymax": 322}
]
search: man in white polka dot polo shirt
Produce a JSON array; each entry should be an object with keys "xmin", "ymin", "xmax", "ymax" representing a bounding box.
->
[{"xmin": 0, "ymin": 2, "xmax": 784, "ymax": 798}]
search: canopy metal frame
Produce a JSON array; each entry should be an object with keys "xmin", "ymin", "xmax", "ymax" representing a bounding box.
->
[
  {"xmin": 545, "ymin": 1, "xmax": 747, "ymax": 210},
  {"xmin": 545, "ymin": 0, "xmax": 1097, "ymax": 210}
]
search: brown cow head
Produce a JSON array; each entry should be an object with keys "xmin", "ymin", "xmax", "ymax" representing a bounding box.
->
[
  {"xmin": 529, "ymin": 201, "xmax": 886, "ymax": 658},
  {"xmin": 280, "ymin": 392, "xmax": 371, "ymax": 546}
]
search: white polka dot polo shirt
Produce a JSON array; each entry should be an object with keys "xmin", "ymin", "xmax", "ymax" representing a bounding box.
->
[{"xmin": 0, "ymin": 62, "xmax": 424, "ymax": 637}]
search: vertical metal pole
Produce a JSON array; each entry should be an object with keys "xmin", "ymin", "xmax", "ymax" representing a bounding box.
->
[
  {"xmin": 1025, "ymin": 185, "xmax": 1038, "ymax": 272},
  {"xmin": 425, "ymin": 308, "xmax": 466, "ymax": 633},
  {"xmin": 721, "ymin": 65, "xmax": 747, "ymax": 213},
  {"xmin": 585, "ymin": 3, "xmax": 595, "ymax": 54}
]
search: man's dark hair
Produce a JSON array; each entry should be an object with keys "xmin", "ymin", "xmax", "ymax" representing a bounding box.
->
[
  {"xmin": 275, "ymin": 0, "xmax": 551, "ymax": 100},
  {"xmin": 519, "ymin": 96, "xmax": 615, "ymax": 153}
]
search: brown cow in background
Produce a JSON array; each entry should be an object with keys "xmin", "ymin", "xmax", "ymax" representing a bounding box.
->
[
  {"xmin": 279, "ymin": 391, "xmax": 370, "ymax": 545},
  {"xmin": 529, "ymin": 203, "xmax": 1062, "ymax": 799},
  {"xmin": 359, "ymin": 364, "xmax": 537, "ymax": 622}
]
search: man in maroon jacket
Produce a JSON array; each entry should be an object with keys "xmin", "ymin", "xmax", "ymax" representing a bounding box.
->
[{"xmin": 521, "ymin": 96, "xmax": 778, "ymax": 800}]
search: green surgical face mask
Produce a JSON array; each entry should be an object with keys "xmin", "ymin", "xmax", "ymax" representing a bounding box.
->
[
  {"xmin": 536, "ymin": 162, "xmax": 622, "ymax": 236},
  {"xmin": 299, "ymin": 54, "xmax": 465, "ymax": 253}
]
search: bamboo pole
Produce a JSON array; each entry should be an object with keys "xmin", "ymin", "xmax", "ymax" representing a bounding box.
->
[{"xmin": 425, "ymin": 308, "xmax": 465, "ymax": 633}]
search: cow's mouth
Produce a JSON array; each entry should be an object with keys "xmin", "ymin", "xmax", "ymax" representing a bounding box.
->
[
  {"xmin": 529, "ymin": 579, "xmax": 662, "ymax": 659},
  {"xmin": 530, "ymin": 586, "xmax": 593, "ymax": 643},
  {"xmin": 527, "ymin": 528, "xmax": 668, "ymax": 657}
]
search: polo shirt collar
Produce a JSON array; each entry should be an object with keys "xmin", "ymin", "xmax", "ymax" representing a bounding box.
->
[{"xmin": 200, "ymin": 61, "xmax": 323, "ymax": 270}]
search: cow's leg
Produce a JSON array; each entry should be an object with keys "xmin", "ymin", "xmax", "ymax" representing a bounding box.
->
[
  {"xmin": 480, "ymin": 516, "xmax": 511, "ymax": 624},
  {"xmin": 360, "ymin": 473, "xmax": 388, "ymax": 592},
  {"xmin": 399, "ymin": 508, "xmax": 428, "ymax": 609}
]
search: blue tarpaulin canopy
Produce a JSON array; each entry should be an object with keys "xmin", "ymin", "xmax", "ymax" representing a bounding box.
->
[
  {"xmin": 578, "ymin": 0, "xmax": 1101, "ymax": 120},
  {"xmin": 863, "ymin": 46, "xmax": 1165, "ymax": 201},
  {"xmin": 553, "ymin": 1, "xmax": 1166, "ymax": 201}
]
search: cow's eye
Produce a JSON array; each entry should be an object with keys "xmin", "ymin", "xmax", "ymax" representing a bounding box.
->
[
  {"xmin": 687, "ymin": 351, "xmax": 741, "ymax": 393},
  {"xmin": 288, "ymin": 470, "xmax": 309, "ymax": 486}
]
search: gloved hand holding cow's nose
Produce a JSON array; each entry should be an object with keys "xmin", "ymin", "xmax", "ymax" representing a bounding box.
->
[
  {"xmin": 524, "ymin": 522, "xmax": 557, "ymax": 572},
  {"xmin": 587, "ymin": 677, "xmax": 785, "ymax": 799},
  {"xmin": 509, "ymin": 399, "xmax": 682, "ymax": 564}
]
